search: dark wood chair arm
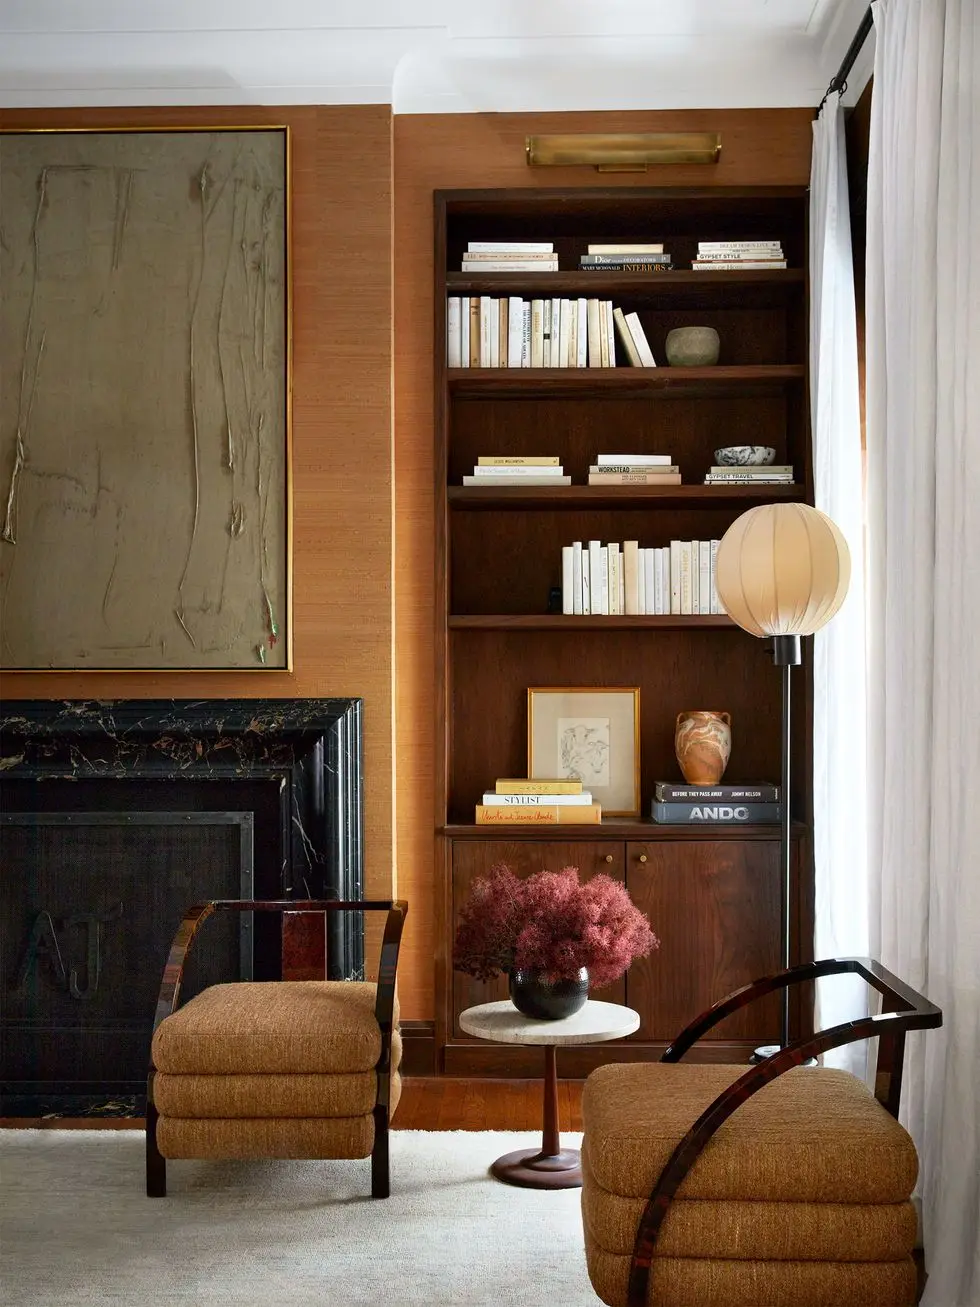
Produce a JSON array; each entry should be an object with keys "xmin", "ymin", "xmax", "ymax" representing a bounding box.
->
[
  {"xmin": 150, "ymin": 899, "xmax": 408, "ymax": 1038},
  {"xmin": 661, "ymin": 956, "xmax": 939, "ymax": 1063},
  {"xmin": 372, "ymin": 901, "xmax": 408, "ymax": 1112},
  {"xmin": 626, "ymin": 958, "xmax": 942, "ymax": 1307}
]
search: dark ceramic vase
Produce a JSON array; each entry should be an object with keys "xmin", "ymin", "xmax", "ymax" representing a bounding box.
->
[{"xmin": 508, "ymin": 967, "xmax": 589, "ymax": 1020}]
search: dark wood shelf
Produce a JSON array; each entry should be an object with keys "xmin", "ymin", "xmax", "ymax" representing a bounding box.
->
[
  {"xmin": 447, "ymin": 365, "xmax": 804, "ymax": 399},
  {"xmin": 448, "ymin": 484, "xmax": 803, "ymax": 510},
  {"xmin": 448, "ymin": 614, "xmax": 737, "ymax": 630},
  {"xmin": 446, "ymin": 269, "xmax": 805, "ymax": 299},
  {"xmin": 443, "ymin": 820, "xmax": 808, "ymax": 840}
]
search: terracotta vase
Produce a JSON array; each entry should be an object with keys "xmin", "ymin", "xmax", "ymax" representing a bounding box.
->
[{"xmin": 674, "ymin": 711, "xmax": 732, "ymax": 785}]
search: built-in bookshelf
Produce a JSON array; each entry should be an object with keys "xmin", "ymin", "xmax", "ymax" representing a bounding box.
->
[{"xmin": 434, "ymin": 188, "xmax": 814, "ymax": 1074}]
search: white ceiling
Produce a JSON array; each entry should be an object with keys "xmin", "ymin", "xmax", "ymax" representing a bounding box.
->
[{"xmin": 0, "ymin": 0, "xmax": 875, "ymax": 112}]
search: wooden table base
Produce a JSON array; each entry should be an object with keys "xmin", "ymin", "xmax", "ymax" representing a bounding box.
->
[
  {"xmin": 490, "ymin": 1146, "xmax": 582, "ymax": 1189},
  {"xmin": 488, "ymin": 1044, "xmax": 583, "ymax": 1189}
]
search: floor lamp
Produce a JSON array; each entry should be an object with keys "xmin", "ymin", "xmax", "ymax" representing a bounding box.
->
[{"xmin": 715, "ymin": 503, "xmax": 851, "ymax": 1055}]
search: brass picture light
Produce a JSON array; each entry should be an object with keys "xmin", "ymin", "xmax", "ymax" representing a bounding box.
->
[{"xmin": 525, "ymin": 132, "xmax": 721, "ymax": 172}]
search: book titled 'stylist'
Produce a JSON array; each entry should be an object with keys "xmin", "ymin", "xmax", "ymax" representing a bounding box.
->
[
  {"xmin": 651, "ymin": 801, "xmax": 781, "ymax": 824},
  {"xmin": 654, "ymin": 782, "xmax": 779, "ymax": 802}
]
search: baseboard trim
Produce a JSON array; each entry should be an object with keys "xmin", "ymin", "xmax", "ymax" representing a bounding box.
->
[
  {"xmin": 400, "ymin": 1020, "xmax": 437, "ymax": 1076},
  {"xmin": 441, "ymin": 1039, "xmax": 762, "ymax": 1077}
]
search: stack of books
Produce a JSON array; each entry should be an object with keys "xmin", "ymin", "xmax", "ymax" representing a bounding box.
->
[
  {"xmin": 691, "ymin": 241, "xmax": 786, "ymax": 270},
  {"xmin": 578, "ymin": 243, "xmax": 672, "ymax": 273},
  {"xmin": 462, "ymin": 456, "xmax": 569, "ymax": 487},
  {"xmin": 476, "ymin": 777, "xmax": 601, "ymax": 824},
  {"xmin": 704, "ymin": 465, "xmax": 795, "ymax": 486},
  {"xmin": 651, "ymin": 781, "xmax": 781, "ymax": 824},
  {"xmin": 461, "ymin": 241, "xmax": 558, "ymax": 272},
  {"xmin": 588, "ymin": 453, "xmax": 678, "ymax": 486}
]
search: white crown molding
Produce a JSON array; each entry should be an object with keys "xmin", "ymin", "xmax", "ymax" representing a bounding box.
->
[{"xmin": 0, "ymin": 0, "xmax": 848, "ymax": 111}]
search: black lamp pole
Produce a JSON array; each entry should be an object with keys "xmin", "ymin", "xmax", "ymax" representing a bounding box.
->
[{"xmin": 772, "ymin": 633, "xmax": 802, "ymax": 1051}]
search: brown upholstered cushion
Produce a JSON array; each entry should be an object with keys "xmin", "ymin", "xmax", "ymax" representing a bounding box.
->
[
  {"xmin": 582, "ymin": 1063, "xmax": 917, "ymax": 1204},
  {"xmin": 151, "ymin": 981, "xmax": 400, "ymax": 1075},
  {"xmin": 584, "ymin": 1244, "xmax": 917, "ymax": 1307},
  {"xmin": 154, "ymin": 1068, "xmax": 402, "ymax": 1119},
  {"xmin": 156, "ymin": 1115, "xmax": 379, "ymax": 1161},
  {"xmin": 581, "ymin": 1150, "xmax": 916, "ymax": 1262}
]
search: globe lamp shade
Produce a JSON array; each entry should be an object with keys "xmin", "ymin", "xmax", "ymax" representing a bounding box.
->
[{"xmin": 715, "ymin": 503, "xmax": 850, "ymax": 638}]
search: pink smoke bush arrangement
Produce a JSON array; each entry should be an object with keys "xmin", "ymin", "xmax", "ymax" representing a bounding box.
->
[{"xmin": 453, "ymin": 863, "xmax": 658, "ymax": 987}]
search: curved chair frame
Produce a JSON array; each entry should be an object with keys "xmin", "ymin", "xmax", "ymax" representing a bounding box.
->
[
  {"xmin": 626, "ymin": 956, "xmax": 942, "ymax": 1306},
  {"xmin": 146, "ymin": 898, "xmax": 407, "ymax": 1200}
]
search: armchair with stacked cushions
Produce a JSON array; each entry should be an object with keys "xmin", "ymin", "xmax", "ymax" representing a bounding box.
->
[
  {"xmin": 581, "ymin": 957, "xmax": 942, "ymax": 1307},
  {"xmin": 146, "ymin": 899, "xmax": 406, "ymax": 1200}
]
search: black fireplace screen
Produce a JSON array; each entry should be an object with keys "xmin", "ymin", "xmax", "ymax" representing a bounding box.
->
[{"xmin": 2, "ymin": 812, "xmax": 253, "ymax": 1093}]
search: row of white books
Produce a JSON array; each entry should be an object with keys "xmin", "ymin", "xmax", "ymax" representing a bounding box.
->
[
  {"xmin": 561, "ymin": 540, "xmax": 723, "ymax": 616},
  {"xmin": 691, "ymin": 240, "xmax": 786, "ymax": 270},
  {"xmin": 446, "ymin": 296, "xmax": 657, "ymax": 368}
]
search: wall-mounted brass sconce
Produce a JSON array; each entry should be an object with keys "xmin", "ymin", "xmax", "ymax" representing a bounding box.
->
[{"xmin": 525, "ymin": 132, "xmax": 722, "ymax": 172}]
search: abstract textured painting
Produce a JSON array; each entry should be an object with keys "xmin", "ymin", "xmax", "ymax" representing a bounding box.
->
[{"xmin": 0, "ymin": 128, "xmax": 290, "ymax": 669}]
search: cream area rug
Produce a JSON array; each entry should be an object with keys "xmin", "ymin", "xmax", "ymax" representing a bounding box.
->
[{"xmin": 0, "ymin": 1129, "xmax": 599, "ymax": 1306}]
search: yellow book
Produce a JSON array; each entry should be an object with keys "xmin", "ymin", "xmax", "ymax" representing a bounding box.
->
[
  {"xmin": 477, "ymin": 456, "xmax": 561, "ymax": 466},
  {"xmin": 476, "ymin": 804, "xmax": 601, "ymax": 824},
  {"xmin": 495, "ymin": 778, "xmax": 583, "ymax": 795}
]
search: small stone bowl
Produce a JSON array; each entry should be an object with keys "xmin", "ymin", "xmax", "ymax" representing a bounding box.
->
[
  {"xmin": 713, "ymin": 445, "xmax": 777, "ymax": 466},
  {"xmin": 665, "ymin": 326, "xmax": 720, "ymax": 367}
]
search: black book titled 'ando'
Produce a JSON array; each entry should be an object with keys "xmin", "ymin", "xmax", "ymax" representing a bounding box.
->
[
  {"xmin": 654, "ymin": 781, "xmax": 780, "ymax": 802},
  {"xmin": 651, "ymin": 801, "xmax": 782, "ymax": 824}
]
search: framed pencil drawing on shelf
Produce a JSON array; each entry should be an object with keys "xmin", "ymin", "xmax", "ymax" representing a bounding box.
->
[
  {"xmin": 0, "ymin": 126, "xmax": 291, "ymax": 671},
  {"xmin": 527, "ymin": 686, "xmax": 641, "ymax": 817}
]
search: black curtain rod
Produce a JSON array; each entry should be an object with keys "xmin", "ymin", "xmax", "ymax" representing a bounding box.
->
[{"xmin": 818, "ymin": 5, "xmax": 873, "ymax": 112}]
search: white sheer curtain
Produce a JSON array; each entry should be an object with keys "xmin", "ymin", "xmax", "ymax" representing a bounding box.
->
[
  {"xmin": 866, "ymin": 1, "xmax": 980, "ymax": 1302},
  {"xmin": 808, "ymin": 91, "xmax": 869, "ymax": 1075}
]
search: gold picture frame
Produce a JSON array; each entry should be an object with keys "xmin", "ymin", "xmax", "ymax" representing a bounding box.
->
[
  {"xmin": 0, "ymin": 125, "xmax": 292, "ymax": 670},
  {"xmin": 527, "ymin": 687, "xmax": 641, "ymax": 818}
]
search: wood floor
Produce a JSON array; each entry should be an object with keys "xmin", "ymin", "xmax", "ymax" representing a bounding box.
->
[
  {"xmin": 393, "ymin": 1078, "xmax": 584, "ymax": 1131},
  {"xmin": 0, "ymin": 1078, "xmax": 585, "ymax": 1132}
]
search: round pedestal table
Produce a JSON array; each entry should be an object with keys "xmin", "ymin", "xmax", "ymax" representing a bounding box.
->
[{"xmin": 458, "ymin": 998, "xmax": 640, "ymax": 1189}]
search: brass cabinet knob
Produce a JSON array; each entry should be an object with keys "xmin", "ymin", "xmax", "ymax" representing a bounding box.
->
[
  {"xmin": 638, "ymin": 853, "xmax": 648, "ymax": 863},
  {"xmin": 604, "ymin": 853, "xmax": 614, "ymax": 863}
]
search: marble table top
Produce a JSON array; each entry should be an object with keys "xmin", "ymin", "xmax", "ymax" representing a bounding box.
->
[{"xmin": 459, "ymin": 999, "xmax": 640, "ymax": 1046}]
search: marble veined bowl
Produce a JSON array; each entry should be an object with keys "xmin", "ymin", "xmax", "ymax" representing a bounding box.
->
[
  {"xmin": 713, "ymin": 445, "xmax": 776, "ymax": 466},
  {"xmin": 664, "ymin": 326, "xmax": 720, "ymax": 367}
]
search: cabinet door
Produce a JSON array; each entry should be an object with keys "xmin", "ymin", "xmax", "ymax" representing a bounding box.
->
[
  {"xmin": 451, "ymin": 840, "xmax": 626, "ymax": 1034},
  {"xmin": 625, "ymin": 840, "xmax": 781, "ymax": 1043}
]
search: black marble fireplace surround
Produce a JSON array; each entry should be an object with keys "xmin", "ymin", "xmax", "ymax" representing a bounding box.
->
[{"xmin": 0, "ymin": 699, "xmax": 363, "ymax": 1107}]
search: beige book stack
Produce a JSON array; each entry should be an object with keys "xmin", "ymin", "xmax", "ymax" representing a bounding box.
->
[
  {"xmin": 475, "ymin": 777, "xmax": 601, "ymax": 823},
  {"xmin": 463, "ymin": 455, "xmax": 570, "ymax": 488}
]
